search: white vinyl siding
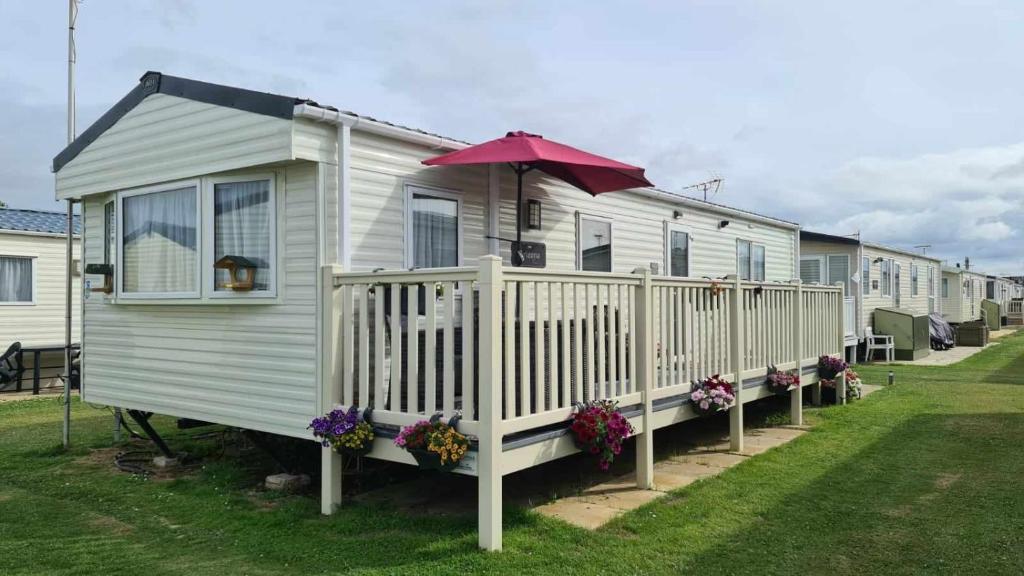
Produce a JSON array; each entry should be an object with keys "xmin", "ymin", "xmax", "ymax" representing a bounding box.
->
[
  {"xmin": 0, "ymin": 232, "xmax": 80, "ymax": 348},
  {"xmin": 79, "ymin": 163, "xmax": 317, "ymax": 438},
  {"xmin": 858, "ymin": 245, "xmax": 941, "ymax": 333},
  {"xmin": 56, "ymin": 94, "xmax": 294, "ymax": 200}
]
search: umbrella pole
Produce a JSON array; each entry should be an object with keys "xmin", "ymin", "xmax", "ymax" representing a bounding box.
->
[{"xmin": 515, "ymin": 163, "xmax": 523, "ymax": 245}]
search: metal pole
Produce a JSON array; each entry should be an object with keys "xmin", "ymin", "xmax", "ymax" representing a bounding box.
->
[
  {"xmin": 63, "ymin": 0, "xmax": 78, "ymax": 449},
  {"xmin": 515, "ymin": 163, "xmax": 523, "ymax": 245}
]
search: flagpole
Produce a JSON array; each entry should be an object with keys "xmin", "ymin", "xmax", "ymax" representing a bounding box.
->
[{"xmin": 63, "ymin": 0, "xmax": 78, "ymax": 449}]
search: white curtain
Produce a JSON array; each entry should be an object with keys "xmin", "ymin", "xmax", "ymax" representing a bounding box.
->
[
  {"xmin": 0, "ymin": 256, "xmax": 32, "ymax": 302},
  {"xmin": 214, "ymin": 180, "xmax": 271, "ymax": 290},
  {"xmin": 122, "ymin": 187, "xmax": 197, "ymax": 293},
  {"xmin": 753, "ymin": 245, "xmax": 766, "ymax": 281},
  {"xmin": 412, "ymin": 194, "xmax": 458, "ymax": 268}
]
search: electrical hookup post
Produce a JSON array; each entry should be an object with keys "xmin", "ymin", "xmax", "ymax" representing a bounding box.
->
[{"xmin": 63, "ymin": 0, "xmax": 80, "ymax": 449}]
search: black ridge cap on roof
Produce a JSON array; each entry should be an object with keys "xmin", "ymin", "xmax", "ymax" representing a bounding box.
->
[
  {"xmin": 799, "ymin": 229, "xmax": 861, "ymax": 245},
  {"xmin": 52, "ymin": 71, "xmax": 309, "ymax": 173}
]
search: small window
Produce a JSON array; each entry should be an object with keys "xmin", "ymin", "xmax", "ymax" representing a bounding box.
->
[
  {"xmin": 577, "ymin": 214, "xmax": 612, "ymax": 272},
  {"xmin": 927, "ymin": 266, "xmax": 935, "ymax": 297},
  {"xmin": 881, "ymin": 259, "xmax": 892, "ymax": 297},
  {"xmin": 119, "ymin": 184, "xmax": 200, "ymax": 298},
  {"xmin": 827, "ymin": 254, "xmax": 849, "ymax": 293},
  {"xmin": 406, "ymin": 186, "xmax": 462, "ymax": 269},
  {"xmin": 211, "ymin": 178, "xmax": 275, "ymax": 294},
  {"xmin": 0, "ymin": 256, "xmax": 33, "ymax": 304},
  {"xmin": 862, "ymin": 256, "xmax": 871, "ymax": 295},
  {"xmin": 800, "ymin": 256, "xmax": 824, "ymax": 284},
  {"xmin": 911, "ymin": 264, "xmax": 919, "ymax": 296},
  {"xmin": 104, "ymin": 201, "xmax": 115, "ymax": 265},
  {"xmin": 664, "ymin": 224, "xmax": 690, "ymax": 277},
  {"xmin": 737, "ymin": 240, "xmax": 765, "ymax": 281},
  {"xmin": 942, "ymin": 277, "xmax": 949, "ymax": 298}
]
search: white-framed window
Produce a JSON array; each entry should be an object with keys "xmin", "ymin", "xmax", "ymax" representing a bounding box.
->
[
  {"xmin": 880, "ymin": 259, "xmax": 892, "ymax": 297},
  {"xmin": 942, "ymin": 277, "xmax": 949, "ymax": 298},
  {"xmin": 928, "ymin": 266, "xmax": 936, "ymax": 313},
  {"xmin": 405, "ymin": 184, "xmax": 463, "ymax": 269},
  {"xmin": 663, "ymin": 222, "xmax": 691, "ymax": 277},
  {"xmin": 862, "ymin": 256, "xmax": 870, "ymax": 295},
  {"xmin": 0, "ymin": 255, "xmax": 35, "ymax": 305},
  {"xmin": 117, "ymin": 180, "xmax": 201, "ymax": 299},
  {"xmin": 737, "ymin": 240, "xmax": 765, "ymax": 281},
  {"xmin": 205, "ymin": 174, "xmax": 277, "ymax": 298},
  {"xmin": 894, "ymin": 263, "xmax": 902, "ymax": 306},
  {"xmin": 800, "ymin": 255, "xmax": 825, "ymax": 285},
  {"xmin": 801, "ymin": 254, "xmax": 850, "ymax": 293},
  {"xmin": 911, "ymin": 263, "xmax": 919, "ymax": 296},
  {"xmin": 577, "ymin": 213, "xmax": 613, "ymax": 272},
  {"xmin": 104, "ymin": 200, "xmax": 116, "ymax": 265}
]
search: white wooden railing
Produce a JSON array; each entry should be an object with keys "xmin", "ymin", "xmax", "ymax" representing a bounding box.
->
[
  {"xmin": 321, "ymin": 257, "xmax": 844, "ymax": 551},
  {"xmin": 842, "ymin": 297, "xmax": 857, "ymax": 340},
  {"xmin": 1009, "ymin": 299, "xmax": 1023, "ymax": 324}
]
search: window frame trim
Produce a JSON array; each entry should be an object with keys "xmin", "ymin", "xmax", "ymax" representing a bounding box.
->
[
  {"xmin": 403, "ymin": 183, "xmax": 465, "ymax": 270},
  {"xmin": 800, "ymin": 254, "xmax": 826, "ymax": 285},
  {"xmin": 663, "ymin": 221, "xmax": 692, "ymax": 278},
  {"xmin": 116, "ymin": 179, "xmax": 202, "ymax": 300},
  {"xmin": 736, "ymin": 238, "xmax": 766, "ymax": 281},
  {"xmin": 576, "ymin": 212, "xmax": 614, "ymax": 272},
  {"xmin": 203, "ymin": 173, "xmax": 279, "ymax": 299},
  {"xmin": 0, "ymin": 254, "xmax": 37, "ymax": 306}
]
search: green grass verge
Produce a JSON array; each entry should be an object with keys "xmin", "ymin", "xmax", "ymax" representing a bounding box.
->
[{"xmin": 2, "ymin": 333, "xmax": 1024, "ymax": 575}]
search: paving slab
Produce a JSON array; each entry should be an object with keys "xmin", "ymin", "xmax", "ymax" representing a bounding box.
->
[{"xmin": 533, "ymin": 497, "xmax": 623, "ymax": 529}]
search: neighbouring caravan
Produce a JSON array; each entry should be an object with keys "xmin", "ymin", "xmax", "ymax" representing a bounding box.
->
[
  {"xmin": 799, "ymin": 231, "xmax": 942, "ymax": 361},
  {"xmin": 941, "ymin": 265, "xmax": 987, "ymax": 324},
  {"xmin": 54, "ymin": 72, "xmax": 847, "ymax": 551},
  {"xmin": 986, "ymin": 275, "xmax": 1018, "ymax": 325},
  {"xmin": 0, "ymin": 208, "xmax": 81, "ymax": 392}
]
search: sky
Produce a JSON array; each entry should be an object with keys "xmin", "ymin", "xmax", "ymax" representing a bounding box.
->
[{"xmin": 1, "ymin": 1, "xmax": 1023, "ymax": 274}]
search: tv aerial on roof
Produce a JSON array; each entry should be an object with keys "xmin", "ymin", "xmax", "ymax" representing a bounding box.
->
[{"xmin": 682, "ymin": 176, "xmax": 723, "ymax": 202}]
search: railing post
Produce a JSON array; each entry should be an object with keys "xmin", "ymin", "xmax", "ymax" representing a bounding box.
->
[
  {"xmin": 835, "ymin": 282, "xmax": 847, "ymax": 405},
  {"xmin": 728, "ymin": 274, "xmax": 744, "ymax": 453},
  {"xmin": 477, "ymin": 256, "xmax": 504, "ymax": 552},
  {"xmin": 632, "ymin": 267, "xmax": 655, "ymax": 489},
  {"xmin": 320, "ymin": 264, "xmax": 343, "ymax": 515},
  {"xmin": 791, "ymin": 279, "xmax": 804, "ymax": 426}
]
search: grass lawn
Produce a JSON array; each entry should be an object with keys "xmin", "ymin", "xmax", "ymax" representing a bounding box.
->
[{"xmin": 3, "ymin": 333, "xmax": 1024, "ymax": 575}]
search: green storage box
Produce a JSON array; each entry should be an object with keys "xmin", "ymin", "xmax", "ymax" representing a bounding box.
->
[
  {"xmin": 956, "ymin": 321, "xmax": 989, "ymax": 347},
  {"xmin": 873, "ymin": 307, "xmax": 931, "ymax": 361},
  {"xmin": 980, "ymin": 299, "xmax": 1001, "ymax": 331}
]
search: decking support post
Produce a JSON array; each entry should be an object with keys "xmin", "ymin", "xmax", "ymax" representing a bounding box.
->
[
  {"xmin": 791, "ymin": 280, "xmax": 804, "ymax": 426},
  {"xmin": 477, "ymin": 256, "xmax": 504, "ymax": 551},
  {"xmin": 728, "ymin": 274, "xmax": 744, "ymax": 453},
  {"xmin": 632, "ymin": 267, "xmax": 655, "ymax": 489},
  {"xmin": 835, "ymin": 282, "xmax": 847, "ymax": 405},
  {"xmin": 320, "ymin": 264, "xmax": 344, "ymax": 515}
]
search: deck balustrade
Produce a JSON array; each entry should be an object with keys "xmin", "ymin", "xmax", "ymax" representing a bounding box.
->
[{"xmin": 321, "ymin": 256, "xmax": 844, "ymax": 551}]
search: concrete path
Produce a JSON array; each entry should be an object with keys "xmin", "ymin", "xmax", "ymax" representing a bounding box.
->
[{"xmin": 896, "ymin": 344, "xmax": 996, "ymax": 366}]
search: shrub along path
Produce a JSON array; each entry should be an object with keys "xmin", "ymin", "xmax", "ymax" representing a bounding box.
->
[{"xmin": 2, "ymin": 333, "xmax": 1024, "ymax": 575}]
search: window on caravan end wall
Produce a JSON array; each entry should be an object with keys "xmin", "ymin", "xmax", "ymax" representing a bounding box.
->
[
  {"xmin": 578, "ymin": 214, "xmax": 612, "ymax": 272},
  {"xmin": 664, "ymin": 224, "xmax": 690, "ymax": 277},
  {"xmin": 942, "ymin": 277, "xmax": 949, "ymax": 298},
  {"xmin": 407, "ymin": 187, "xmax": 461, "ymax": 269},
  {"xmin": 880, "ymin": 259, "xmax": 892, "ymax": 296},
  {"xmin": 911, "ymin": 264, "xmax": 919, "ymax": 296},
  {"xmin": 800, "ymin": 256, "xmax": 823, "ymax": 284},
  {"xmin": 0, "ymin": 256, "xmax": 33, "ymax": 303},
  {"xmin": 120, "ymin": 185, "xmax": 199, "ymax": 297},
  {"xmin": 862, "ymin": 256, "xmax": 870, "ymax": 295},
  {"xmin": 737, "ymin": 240, "xmax": 765, "ymax": 281},
  {"xmin": 213, "ymin": 179, "xmax": 274, "ymax": 292}
]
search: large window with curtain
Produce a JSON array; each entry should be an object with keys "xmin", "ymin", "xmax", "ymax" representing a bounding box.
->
[
  {"xmin": 406, "ymin": 186, "xmax": 462, "ymax": 269},
  {"xmin": 119, "ymin": 184, "xmax": 199, "ymax": 298},
  {"xmin": 737, "ymin": 240, "xmax": 765, "ymax": 281},
  {"xmin": 664, "ymin": 223, "xmax": 690, "ymax": 277},
  {"xmin": 577, "ymin": 213, "xmax": 613, "ymax": 272},
  {"xmin": 0, "ymin": 256, "xmax": 33, "ymax": 303},
  {"xmin": 210, "ymin": 178, "xmax": 274, "ymax": 294}
]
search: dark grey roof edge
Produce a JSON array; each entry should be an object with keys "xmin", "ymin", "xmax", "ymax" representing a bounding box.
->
[
  {"xmin": 52, "ymin": 71, "xmax": 306, "ymax": 173},
  {"xmin": 800, "ymin": 229, "xmax": 861, "ymax": 245}
]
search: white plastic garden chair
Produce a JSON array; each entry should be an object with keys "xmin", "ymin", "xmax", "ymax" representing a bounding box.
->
[{"xmin": 864, "ymin": 327, "xmax": 894, "ymax": 363}]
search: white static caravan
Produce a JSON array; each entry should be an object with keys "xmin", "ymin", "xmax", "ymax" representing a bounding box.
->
[
  {"xmin": 55, "ymin": 73, "xmax": 845, "ymax": 551},
  {"xmin": 799, "ymin": 231, "xmax": 942, "ymax": 360},
  {"xmin": 0, "ymin": 209, "xmax": 81, "ymax": 392},
  {"xmin": 986, "ymin": 275, "xmax": 1018, "ymax": 323},
  {"xmin": 941, "ymin": 265, "xmax": 987, "ymax": 324}
]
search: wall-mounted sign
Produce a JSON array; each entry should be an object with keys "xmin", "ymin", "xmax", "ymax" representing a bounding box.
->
[{"xmin": 511, "ymin": 241, "xmax": 546, "ymax": 268}]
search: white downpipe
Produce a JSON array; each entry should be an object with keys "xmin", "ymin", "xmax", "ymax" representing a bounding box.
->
[{"xmin": 337, "ymin": 123, "xmax": 351, "ymax": 268}]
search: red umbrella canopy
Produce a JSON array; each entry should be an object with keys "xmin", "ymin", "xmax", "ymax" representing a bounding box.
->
[{"xmin": 422, "ymin": 131, "xmax": 653, "ymax": 194}]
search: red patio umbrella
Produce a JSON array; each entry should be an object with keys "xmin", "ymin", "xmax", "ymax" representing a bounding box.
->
[{"xmin": 422, "ymin": 131, "xmax": 653, "ymax": 257}]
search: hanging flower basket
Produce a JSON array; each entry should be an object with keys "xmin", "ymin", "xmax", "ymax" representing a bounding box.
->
[
  {"xmin": 765, "ymin": 365, "xmax": 800, "ymax": 396},
  {"xmin": 817, "ymin": 355, "xmax": 849, "ymax": 381},
  {"xmin": 394, "ymin": 413, "xmax": 469, "ymax": 472},
  {"xmin": 570, "ymin": 400, "xmax": 635, "ymax": 471},
  {"xmin": 309, "ymin": 406, "xmax": 375, "ymax": 457},
  {"xmin": 691, "ymin": 374, "xmax": 736, "ymax": 416}
]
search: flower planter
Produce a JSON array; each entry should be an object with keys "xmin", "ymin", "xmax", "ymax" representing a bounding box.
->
[
  {"xmin": 408, "ymin": 448, "xmax": 460, "ymax": 472},
  {"xmin": 337, "ymin": 443, "xmax": 373, "ymax": 458}
]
